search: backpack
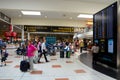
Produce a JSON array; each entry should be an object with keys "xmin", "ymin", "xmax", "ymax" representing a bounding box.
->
[
  {"xmin": 38, "ymin": 43, "xmax": 42, "ymax": 53},
  {"xmin": 4, "ymin": 52, "xmax": 8, "ymax": 57},
  {"xmin": 1, "ymin": 50, "xmax": 8, "ymax": 57}
]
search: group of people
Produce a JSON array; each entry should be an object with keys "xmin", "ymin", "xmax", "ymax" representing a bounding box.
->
[
  {"xmin": 74, "ymin": 39, "xmax": 100, "ymax": 64},
  {"xmin": 19, "ymin": 37, "xmax": 50, "ymax": 72}
]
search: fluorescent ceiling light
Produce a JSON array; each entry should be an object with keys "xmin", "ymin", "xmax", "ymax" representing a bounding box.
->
[
  {"xmin": 77, "ymin": 14, "xmax": 93, "ymax": 18},
  {"xmin": 21, "ymin": 11, "xmax": 41, "ymax": 15}
]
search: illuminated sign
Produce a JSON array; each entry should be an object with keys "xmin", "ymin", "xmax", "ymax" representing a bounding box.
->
[
  {"xmin": 24, "ymin": 26, "xmax": 74, "ymax": 33},
  {"xmin": 0, "ymin": 12, "xmax": 11, "ymax": 23}
]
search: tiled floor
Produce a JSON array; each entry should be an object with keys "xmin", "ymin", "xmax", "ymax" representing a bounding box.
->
[{"xmin": 0, "ymin": 49, "xmax": 116, "ymax": 80}]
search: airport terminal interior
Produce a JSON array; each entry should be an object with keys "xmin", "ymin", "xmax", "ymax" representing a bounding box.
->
[{"xmin": 0, "ymin": 0, "xmax": 120, "ymax": 80}]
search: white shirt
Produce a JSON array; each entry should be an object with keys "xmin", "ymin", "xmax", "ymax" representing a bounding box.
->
[
  {"xmin": 91, "ymin": 46, "xmax": 99, "ymax": 53},
  {"xmin": 37, "ymin": 42, "xmax": 41, "ymax": 50},
  {"xmin": 41, "ymin": 42, "xmax": 47, "ymax": 52},
  {"xmin": 64, "ymin": 46, "xmax": 70, "ymax": 51}
]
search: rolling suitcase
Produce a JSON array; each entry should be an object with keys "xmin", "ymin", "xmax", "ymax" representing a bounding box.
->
[
  {"xmin": 20, "ymin": 60, "xmax": 30, "ymax": 72},
  {"xmin": 20, "ymin": 53, "xmax": 30, "ymax": 72},
  {"xmin": 60, "ymin": 50, "xmax": 64, "ymax": 58}
]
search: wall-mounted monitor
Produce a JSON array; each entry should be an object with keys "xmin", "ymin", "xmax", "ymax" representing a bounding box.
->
[
  {"xmin": 94, "ymin": 39, "xmax": 98, "ymax": 44},
  {"xmin": 108, "ymin": 39, "xmax": 114, "ymax": 53}
]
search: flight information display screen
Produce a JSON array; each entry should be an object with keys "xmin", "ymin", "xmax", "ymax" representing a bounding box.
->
[
  {"xmin": 94, "ymin": 40, "xmax": 98, "ymax": 44},
  {"xmin": 93, "ymin": 2, "xmax": 117, "ymax": 39},
  {"xmin": 106, "ymin": 6, "xmax": 114, "ymax": 38},
  {"xmin": 93, "ymin": 2, "xmax": 117, "ymax": 68},
  {"xmin": 108, "ymin": 39, "xmax": 114, "ymax": 53}
]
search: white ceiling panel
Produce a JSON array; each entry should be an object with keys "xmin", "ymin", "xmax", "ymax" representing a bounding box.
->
[{"xmin": 0, "ymin": 0, "xmax": 117, "ymax": 20}]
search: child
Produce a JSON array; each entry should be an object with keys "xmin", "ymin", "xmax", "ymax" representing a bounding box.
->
[{"xmin": 1, "ymin": 47, "xmax": 8, "ymax": 67}]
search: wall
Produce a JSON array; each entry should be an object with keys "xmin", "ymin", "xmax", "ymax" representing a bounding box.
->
[{"xmin": 12, "ymin": 18, "xmax": 86, "ymax": 27}]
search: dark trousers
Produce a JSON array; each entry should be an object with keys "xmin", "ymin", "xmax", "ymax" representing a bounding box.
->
[
  {"xmin": 39, "ymin": 51, "xmax": 48, "ymax": 62},
  {"xmin": 80, "ymin": 47, "xmax": 83, "ymax": 53},
  {"xmin": 92, "ymin": 53, "xmax": 98, "ymax": 63}
]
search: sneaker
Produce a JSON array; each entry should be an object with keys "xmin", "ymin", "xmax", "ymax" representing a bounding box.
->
[
  {"xmin": 46, "ymin": 60, "xmax": 50, "ymax": 62},
  {"xmin": 38, "ymin": 61, "xmax": 42, "ymax": 63}
]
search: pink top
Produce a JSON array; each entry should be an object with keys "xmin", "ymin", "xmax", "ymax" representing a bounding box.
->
[{"xmin": 27, "ymin": 44, "xmax": 37, "ymax": 58}]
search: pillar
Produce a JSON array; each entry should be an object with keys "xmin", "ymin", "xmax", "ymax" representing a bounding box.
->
[
  {"xmin": 28, "ymin": 33, "xmax": 30, "ymax": 40},
  {"xmin": 117, "ymin": 0, "xmax": 120, "ymax": 69},
  {"xmin": 21, "ymin": 27, "xmax": 24, "ymax": 41}
]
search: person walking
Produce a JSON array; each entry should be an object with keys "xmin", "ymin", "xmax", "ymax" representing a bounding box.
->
[
  {"xmin": 39, "ymin": 37, "xmax": 49, "ymax": 62},
  {"xmin": 27, "ymin": 40, "xmax": 37, "ymax": 71},
  {"xmin": 37, "ymin": 37, "xmax": 42, "ymax": 63}
]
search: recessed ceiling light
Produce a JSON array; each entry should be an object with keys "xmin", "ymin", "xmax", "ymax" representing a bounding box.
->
[
  {"xmin": 45, "ymin": 16, "xmax": 48, "ymax": 18},
  {"xmin": 77, "ymin": 14, "xmax": 93, "ymax": 18},
  {"xmin": 18, "ymin": 14, "xmax": 22, "ymax": 17},
  {"xmin": 21, "ymin": 11, "xmax": 41, "ymax": 15},
  {"xmin": 70, "ymin": 17, "xmax": 72, "ymax": 19}
]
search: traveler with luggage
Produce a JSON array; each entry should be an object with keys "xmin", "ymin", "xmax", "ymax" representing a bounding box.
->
[
  {"xmin": 64, "ymin": 42, "xmax": 70, "ymax": 58},
  {"xmin": 27, "ymin": 40, "xmax": 37, "ymax": 71}
]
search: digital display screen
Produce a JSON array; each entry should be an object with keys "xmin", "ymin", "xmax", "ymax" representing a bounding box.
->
[
  {"xmin": 108, "ymin": 39, "xmax": 114, "ymax": 53},
  {"xmin": 100, "ymin": 39, "xmax": 105, "ymax": 52},
  {"xmin": 93, "ymin": 2, "xmax": 117, "ymax": 39},
  {"xmin": 106, "ymin": 6, "xmax": 114, "ymax": 38},
  {"xmin": 24, "ymin": 26, "xmax": 74, "ymax": 33},
  {"xmin": 94, "ymin": 40, "xmax": 98, "ymax": 44}
]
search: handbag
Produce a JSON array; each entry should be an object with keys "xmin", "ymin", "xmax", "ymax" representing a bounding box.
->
[{"xmin": 4, "ymin": 52, "xmax": 8, "ymax": 57}]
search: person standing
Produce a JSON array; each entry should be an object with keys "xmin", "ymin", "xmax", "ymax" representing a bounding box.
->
[
  {"xmin": 27, "ymin": 40, "xmax": 37, "ymax": 71},
  {"xmin": 39, "ymin": 37, "xmax": 49, "ymax": 62},
  {"xmin": 0, "ymin": 47, "xmax": 8, "ymax": 67},
  {"xmin": 91, "ymin": 43, "xmax": 99, "ymax": 64},
  {"xmin": 80, "ymin": 40, "xmax": 84, "ymax": 53}
]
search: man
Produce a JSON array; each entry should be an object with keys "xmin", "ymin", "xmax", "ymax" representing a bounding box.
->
[{"xmin": 39, "ymin": 37, "xmax": 49, "ymax": 62}]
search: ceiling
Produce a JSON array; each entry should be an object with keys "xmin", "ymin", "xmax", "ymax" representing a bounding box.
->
[{"xmin": 0, "ymin": 0, "xmax": 117, "ymax": 21}]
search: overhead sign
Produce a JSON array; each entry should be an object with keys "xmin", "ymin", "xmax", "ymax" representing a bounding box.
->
[
  {"xmin": 24, "ymin": 26, "xmax": 74, "ymax": 33},
  {"xmin": 0, "ymin": 12, "xmax": 11, "ymax": 23}
]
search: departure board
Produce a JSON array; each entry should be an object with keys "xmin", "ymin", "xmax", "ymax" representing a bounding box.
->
[
  {"xmin": 97, "ymin": 12, "xmax": 102, "ymax": 38},
  {"xmin": 93, "ymin": 2, "xmax": 117, "ymax": 39},
  {"xmin": 24, "ymin": 26, "xmax": 74, "ymax": 33},
  {"xmin": 106, "ymin": 5, "xmax": 114, "ymax": 38},
  {"xmin": 93, "ymin": 2, "xmax": 117, "ymax": 68},
  {"xmin": 101, "ymin": 10, "xmax": 106, "ymax": 38},
  {"xmin": 93, "ymin": 15, "xmax": 98, "ymax": 39}
]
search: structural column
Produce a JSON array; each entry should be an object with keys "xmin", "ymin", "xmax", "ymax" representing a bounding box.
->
[
  {"xmin": 21, "ymin": 27, "xmax": 24, "ymax": 41},
  {"xmin": 117, "ymin": 0, "xmax": 120, "ymax": 70},
  {"xmin": 28, "ymin": 33, "xmax": 30, "ymax": 40}
]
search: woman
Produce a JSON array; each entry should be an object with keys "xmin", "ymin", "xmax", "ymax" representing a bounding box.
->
[
  {"xmin": 37, "ymin": 37, "xmax": 42, "ymax": 63},
  {"xmin": 27, "ymin": 40, "xmax": 37, "ymax": 71},
  {"xmin": 91, "ymin": 43, "xmax": 99, "ymax": 64}
]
